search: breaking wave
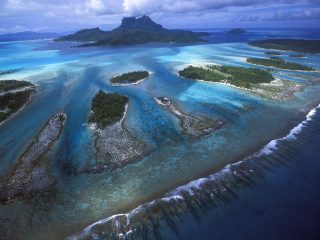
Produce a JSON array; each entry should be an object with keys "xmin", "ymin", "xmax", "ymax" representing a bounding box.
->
[{"xmin": 68, "ymin": 104, "xmax": 320, "ymax": 240}]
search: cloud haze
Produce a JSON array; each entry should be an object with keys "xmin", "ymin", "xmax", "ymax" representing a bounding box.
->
[{"xmin": 0, "ymin": 0, "xmax": 319, "ymax": 33}]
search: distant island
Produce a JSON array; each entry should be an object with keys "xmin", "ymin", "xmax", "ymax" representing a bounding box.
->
[
  {"xmin": 290, "ymin": 54, "xmax": 306, "ymax": 58},
  {"xmin": 110, "ymin": 71, "xmax": 149, "ymax": 85},
  {"xmin": 56, "ymin": 15, "xmax": 208, "ymax": 46},
  {"xmin": 226, "ymin": 28, "xmax": 246, "ymax": 34},
  {"xmin": 265, "ymin": 51, "xmax": 282, "ymax": 56},
  {"xmin": 0, "ymin": 31, "xmax": 60, "ymax": 42},
  {"xmin": 247, "ymin": 57, "xmax": 314, "ymax": 71},
  {"xmin": 249, "ymin": 39, "xmax": 320, "ymax": 53},
  {"xmin": 179, "ymin": 65, "xmax": 274, "ymax": 89},
  {"xmin": 0, "ymin": 80, "xmax": 35, "ymax": 123}
]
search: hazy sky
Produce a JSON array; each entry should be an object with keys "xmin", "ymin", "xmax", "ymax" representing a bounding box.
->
[{"xmin": 0, "ymin": 0, "xmax": 319, "ymax": 33}]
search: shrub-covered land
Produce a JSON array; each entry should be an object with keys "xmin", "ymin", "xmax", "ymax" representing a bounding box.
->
[
  {"xmin": 0, "ymin": 80, "xmax": 33, "ymax": 92},
  {"xmin": 0, "ymin": 89, "xmax": 34, "ymax": 123},
  {"xmin": 110, "ymin": 71, "xmax": 149, "ymax": 84},
  {"xmin": 179, "ymin": 65, "xmax": 274, "ymax": 89},
  {"xmin": 88, "ymin": 90, "xmax": 129, "ymax": 128},
  {"xmin": 247, "ymin": 57, "xmax": 314, "ymax": 71},
  {"xmin": 249, "ymin": 39, "xmax": 320, "ymax": 53}
]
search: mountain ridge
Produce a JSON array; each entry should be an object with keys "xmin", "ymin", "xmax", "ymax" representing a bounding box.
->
[{"xmin": 56, "ymin": 15, "xmax": 208, "ymax": 46}]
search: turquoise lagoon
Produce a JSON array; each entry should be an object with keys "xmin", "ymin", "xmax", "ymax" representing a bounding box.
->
[{"xmin": 0, "ymin": 31, "xmax": 320, "ymax": 239}]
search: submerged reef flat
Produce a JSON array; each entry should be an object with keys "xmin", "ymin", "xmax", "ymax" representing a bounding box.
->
[
  {"xmin": 252, "ymin": 78, "xmax": 305, "ymax": 100},
  {"xmin": 0, "ymin": 113, "xmax": 66, "ymax": 204},
  {"xmin": 249, "ymin": 39, "xmax": 320, "ymax": 53},
  {"xmin": 85, "ymin": 91, "xmax": 149, "ymax": 173},
  {"xmin": 247, "ymin": 57, "xmax": 314, "ymax": 71},
  {"xmin": 0, "ymin": 80, "xmax": 35, "ymax": 124},
  {"xmin": 110, "ymin": 71, "xmax": 149, "ymax": 85},
  {"xmin": 68, "ymin": 105, "xmax": 320, "ymax": 240},
  {"xmin": 155, "ymin": 97, "xmax": 224, "ymax": 139}
]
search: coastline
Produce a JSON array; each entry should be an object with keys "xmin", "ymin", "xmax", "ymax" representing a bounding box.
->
[
  {"xmin": 0, "ymin": 87, "xmax": 35, "ymax": 128},
  {"xmin": 179, "ymin": 72, "xmax": 304, "ymax": 100},
  {"xmin": 84, "ymin": 103, "xmax": 151, "ymax": 173},
  {"xmin": 68, "ymin": 100, "xmax": 320, "ymax": 240},
  {"xmin": 246, "ymin": 61, "xmax": 318, "ymax": 73},
  {"xmin": 109, "ymin": 71, "xmax": 152, "ymax": 87}
]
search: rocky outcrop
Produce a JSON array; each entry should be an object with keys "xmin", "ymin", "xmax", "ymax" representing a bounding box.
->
[
  {"xmin": 156, "ymin": 97, "xmax": 224, "ymax": 139},
  {"xmin": 0, "ymin": 113, "xmax": 66, "ymax": 204}
]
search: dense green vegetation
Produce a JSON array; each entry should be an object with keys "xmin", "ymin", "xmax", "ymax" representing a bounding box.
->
[
  {"xmin": 249, "ymin": 39, "xmax": 320, "ymax": 53},
  {"xmin": 0, "ymin": 80, "xmax": 34, "ymax": 92},
  {"xmin": 265, "ymin": 51, "xmax": 282, "ymax": 56},
  {"xmin": 0, "ymin": 89, "xmax": 34, "ymax": 123},
  {"xmin": 247, "ymin": 57, "xmax": 314, "ymax": 71},
  {"xmin": 57, "ymin": 15, "xmax": 207, "ymax": 46},
  {"xmin": 89, "ymin": 90, "xmax": 128, "ymax": 128},
  {"xmin": 179, "ymin": 65, "xmax": 274, "ymax": 89},
  {"xmin": 110, "ymin": 71, "xmax": 149, "ymax": 84}
]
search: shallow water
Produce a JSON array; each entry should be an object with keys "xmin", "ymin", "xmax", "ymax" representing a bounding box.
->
[{"xmin": 0, "ymin": 29, "xmax": 319, "ymax": 239}]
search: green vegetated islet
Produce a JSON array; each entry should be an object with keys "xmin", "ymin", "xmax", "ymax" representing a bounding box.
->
[
  {"xmin": 89, "ymin": 90, "xmax": 129, "ymax": 128},
  {"xmin": 0, "ymin": 80, "xmax": 33, "ymax": 92},
  {"xmin": 0, "ymin": 89, "xmax": 34, "ymax": 122},
  {"xmin": 110, "ymin": 71, "xmax": 149, "ymax": 84},
  {"xmin": 247, "ymin": 57, "xmax": 314, "ymax": 71},
  {"xmin": 249, "ymin": 39, "xmax": 320, "ymax": 53},
  {"xmin": 179, "ymin": 65, "xmax": 274, "ymax": 89}
]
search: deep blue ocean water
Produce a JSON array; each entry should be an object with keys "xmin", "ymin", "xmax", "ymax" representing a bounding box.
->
[
  {"xmin": 161, "ymin": 109, "xmax": 320, "ymax": 240},
  {"xmin": 0, "ymin": 28, "xmax": 319, "ymax": 239}
]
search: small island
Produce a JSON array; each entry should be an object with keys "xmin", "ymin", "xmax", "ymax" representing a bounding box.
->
[
  {"xmin": 265, "ymin": 51, "xmax": 282, "ymax": 56},
  {"xmin": 89, "ymin": 91, "xmax": 128, "ymax": 129},
  {"xmin": 246, "ymin": 57, "xmax": 314, "ymax": 71},
  {"xmin": 110, "ymin": 71, "xmax": 149, "ymax": 85},
  {"xmin": 0, "ymin": 80, "xmax": 35, "ymax": 124},
  {"xmin": 249, "ymin": 39, "xmax": 320, "ymax": 53},
  {"xmin": 86, "ymin": 90, "xmax": 149, "ymax": 172},
  {"xmin": 179, "ymin": 65, "xmax": 274, "ymax": 89},
  {"xmin": 226, "ymin": 28, "xmax": 246, "ymax": 34},
  {"xmin": 56, "ymin": 15, "xmax": 208, "ymax": 46},
  {"xmin": 155, "ymin": 97, "xmax": 224, "ymax": 139}
]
